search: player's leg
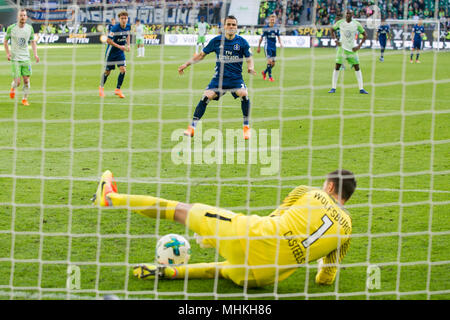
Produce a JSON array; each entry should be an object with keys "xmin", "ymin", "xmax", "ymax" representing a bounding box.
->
[
  {"xmin": 233, "ymin": 84, "xmax": 251, "ymax": 140},
  {"xmin": 330, "ymin": 47, "xmax": 344, "ymax": 93},
  {"xmin": 133, "ymin": 261, "xmax": 228, "ymax": 280},
  {"xmin": 93, "ymin": 170, "xmax": 257, "ymax": 286},
  {"xmin": 267, "ymin": 57, "xmax": 275, "ymax": 82},
  {"xmin": 415, "ymin": 44, "xmax": 421, "ymax": 63},
  {"xmin": 141, "ymin": 43, "xmax": 145, "ymax": 57},
  {"xmin": 20, "ymin": 62, "xmax": 32, "ymax": 105},
  {"xmin": 184, "ymin": 85, "xmax": 218, "ymax": 137},
  {"xmin": 99, "ymin": 67, "xmax": 112, "ymax": 97},
  {"xmin": 329, "ymin": 63, "xmax": 341, "ymax": 93},
  {"xmin": 21, "ymin": 75, "xmax": 31, "ymax": 106},
  {"xmin": 10, "ymin": 61, "xmax": 22, "ymax": 99},
  {"xmin": 379, "ymin": 39, "xmax": 386, "ymax": 61},
  {"xmin": 410, "ymin": 48, "xmax": 415, "ymax": 63},
  {"xmin": 353, "ymin": 63, "xmax": 368, "ymax": 94},
  {"xmin": 115, "ymin": 65, "xmax": 126, "ymax": 98}
]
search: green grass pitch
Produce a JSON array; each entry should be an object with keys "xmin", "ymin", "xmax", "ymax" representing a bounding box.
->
[{"xmin": 0, "ymin": 44, "xmax": 449, "ymax": 300}]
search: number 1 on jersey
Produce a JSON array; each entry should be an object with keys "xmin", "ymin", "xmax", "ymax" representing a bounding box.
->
[{"xmin": 302, "ymin": 215, "xmax": 333, "ymax": 248}]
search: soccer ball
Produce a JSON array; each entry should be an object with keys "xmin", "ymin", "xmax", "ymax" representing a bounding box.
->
[{"xmin": 156, "ymin": 234, "xmax": 191, "ymax": 265}]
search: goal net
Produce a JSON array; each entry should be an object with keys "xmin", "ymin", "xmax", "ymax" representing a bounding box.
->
[{"xmin": 0, "ymin": 0, "xmax": 449, "ymax": 300}]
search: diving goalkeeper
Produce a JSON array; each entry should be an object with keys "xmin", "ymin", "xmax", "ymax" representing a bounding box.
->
[{"xmin": 92, "ymin": 169, "xmax": 356, "ymax": 287}]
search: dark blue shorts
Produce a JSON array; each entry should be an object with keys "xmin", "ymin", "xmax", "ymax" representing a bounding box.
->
[
  {"xmin": 105, "ymin": 53, "xmax": 126, "ymax": 71},
  {"xmin": 206, "ymin": 78, "xmax": 247, "ymax": 100},
  {"xmin": 413, "ymin": 39, "xmax": 422, "ymax": 50},
  {"xmin": 265, "ymin": 47, "xmax": 277, "ymax": 59},
  {"xmin": 379, "ymin": 37, "xmax": 386, "ymax": 49}
]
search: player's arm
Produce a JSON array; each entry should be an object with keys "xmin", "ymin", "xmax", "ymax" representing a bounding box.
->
[
  {"xmin": 330, "ymin": 27, "xmax": 340, "ymax": 47},
  {"xmin": 315, "ymin": 239, "xmax": 351, "ymax": 285},
  {"xmin": 107, "ymin": 37, "xmax": 125, "ymax": 51},
  {"xmin": 257, "ymin": 36, "xmax": 263, "ymax": 53},
  {"xmin": 178, "ymin": 51, "xmax": 206, "ymax": 75},
  {"xmin": 246, "ymin": 55, "xmax": 256, "ymax": 75},
  {"xmin": 126, "ymin": 33, "xmax": 130, "ymax": 52},
  {"xmin": 30, "ymin": 39, "xmax": 39, "ymax": 63},
  {"xmin": 4, "ymin": 26, "xmax": 11, "ymax": 61},
  {"xmin": 277, "ymin": 35, "xmax": 283, "ymax": 48},
  {"xmin": 353, "ymin": 24, "xmax": 367, "ymax": 52},
  {"xmin": 4, "ymin": 37, "xmax": 10, "ymax": 61}
]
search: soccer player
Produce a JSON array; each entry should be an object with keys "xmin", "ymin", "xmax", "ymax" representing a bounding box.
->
[
  {"xmin": 257, "ymin": 14, "xmax": 282, "ymax": 82},
  {"xmin": 4, "ymin": 9, "xmax": 39, "ymax": 106},
  {"xmin": 411, "ymin": 20, "xmax": 425, "ymax": 63},
  {"xmin": 195, "ymin": 16, "xmax": 210, "ymax": 54},
  {"xmin": 376, "ymin": 17, "xmax": 391, "ymax": 62},
  {"xmin": 178, "ymin": 15, "xmax": 256, "ymax": 140},
  {"xmin": 134, "ymin": 19, "xmax": 145, "ymax": 57},
  {"xmin": 329, "ymin": 10, "xmax": 368, "ymax": 94},
  {"xmin": 99, "ymin": 11, "xmax": 130, "ymax": 99},
  {"xmin": 92, "ymin": 169, "xmax": 356, "ymax": 288}
]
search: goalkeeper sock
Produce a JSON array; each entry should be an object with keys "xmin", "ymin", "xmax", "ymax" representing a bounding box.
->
[
  {"xmin": 117, "ymin": 72, "xmax": 125, "ymax": 89},
  {"xmin": 332, "ymin": 69, "xmax": 340, "ymax": 89},
  {"xmin": 240, "ymin": 96, "xmax": 250, "ymax": 126},
  {"xmin": 191, "ymin": 96, "xmax": 209, "ymax": 128},
  {"xmin": 101, "ymin": 73, "xmax": 109, "ymax": 87},
  {"xmin": 355, "ymin": 70, "xmax": 364, "ymax": 90},
  {"xmin": 107, "ymin": 193, "xmax": 178, "ymax": 221}
]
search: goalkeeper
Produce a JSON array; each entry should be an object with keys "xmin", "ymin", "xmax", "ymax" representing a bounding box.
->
[{"xmin": 92, "ymin": 169, "xmax": 356, "ymax": 287}]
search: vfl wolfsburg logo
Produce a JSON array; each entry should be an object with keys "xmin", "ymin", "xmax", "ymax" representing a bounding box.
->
[{"xmin": 233, "ymin": 43, "xmax": 240, "ymax": 51}]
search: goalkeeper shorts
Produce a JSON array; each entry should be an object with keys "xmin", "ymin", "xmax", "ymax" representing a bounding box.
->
[{"xmin": 186, "ymin": 203, "xmax": 259, "ymax": 286}]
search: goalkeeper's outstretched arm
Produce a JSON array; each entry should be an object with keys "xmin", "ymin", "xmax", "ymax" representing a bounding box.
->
[{"xmin": 315, "ymin": 239, "xmax": 351, "ymax": 285}]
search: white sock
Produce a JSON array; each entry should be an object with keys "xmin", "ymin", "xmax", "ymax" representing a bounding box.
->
[
  {"xmin": 23, "ymin": 82, "xmax": 30, "ymax": 99},
  {"xmin": 141, "ymin": 46, "xmax": 145, "ymax": 56},
  {"xmin": 355, "ymin": 70, "xmax": 364, "ymax": 90},
  {"xmin": 11, "ymin": 80, "xmax": 18, "ymax": 89},
  {"xmin": 332, "ymin": 69, "xmax": 340, "ymax": 89}
]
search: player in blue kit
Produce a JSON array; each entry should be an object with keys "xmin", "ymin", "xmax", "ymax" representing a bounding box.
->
[
  {"xmin": 257, "ymin": 14, "xmax": 282, "ymax": 82},
  {"xmin": 178, "ymin": 15, "xmax": 256, "ymax": 140},
  {"xmin": 376, "ymin": 18, "xmax": 391, "ymax": 62},
  {"xmin": 410, "ymin": 20, "xmax": 425, "ymax": 64},
  {"xmin": 99, "ymin": 11, "xmax": 130, "ymax": 98}
]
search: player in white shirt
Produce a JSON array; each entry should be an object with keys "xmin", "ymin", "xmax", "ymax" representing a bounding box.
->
[
  {"xmin": 4, "ymin": 9, "xmax": 39, "ymax": 106},
  {"xmin": 195, "ymin": 16, "xmax": 210, "ymax": 54},
  {"xmin": 135, "ymin": 19, "xmax": 145, "ymax": 57},
  {"xmin": 329, "ymin": 10, "xmax": 368, "ymax": 94}
]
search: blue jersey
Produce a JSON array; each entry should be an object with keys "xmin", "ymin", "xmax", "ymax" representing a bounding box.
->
[
  {"xmin": 377, "ymin": 24, "xmax": 390, "ymax": 40},
  {"xmin": 262, "ymin": 25, "xmax": 280, "ymax": 50},
  {"xmin": 412, "ymin": 25, "xmax": 424, "ymax": 42},
  {"xmin": 203, "ymin": 35, "xmax": 252, "ymax": 81},
  {"xmin": 105, "ymin": 23, "xmax": 131, "ymax": 60}
]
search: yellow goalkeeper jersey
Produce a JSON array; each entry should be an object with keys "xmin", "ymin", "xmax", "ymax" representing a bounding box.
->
[{"xmin": 235, "ymin": 186, "xmax": 352, "ymax": 286}]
